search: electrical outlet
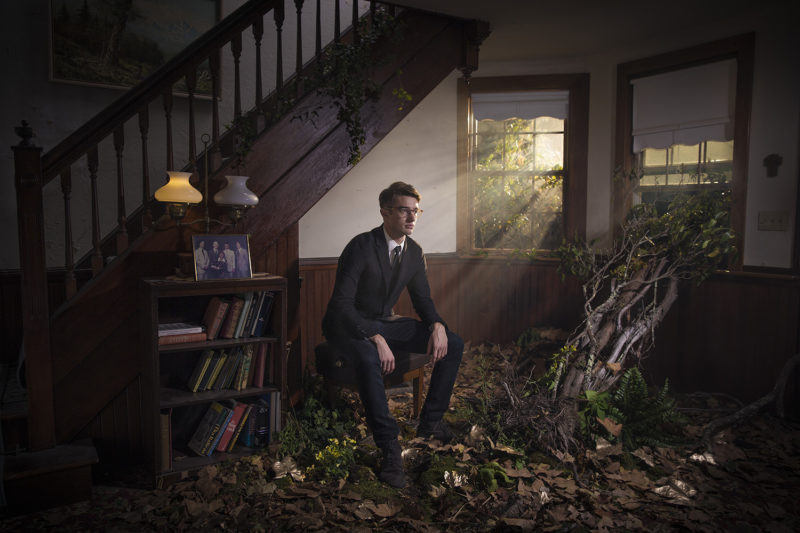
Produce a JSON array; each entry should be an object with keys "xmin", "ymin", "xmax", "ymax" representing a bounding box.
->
[{"xmin": 757, "ymin": 210, "xmax": 789, "ymax": 231}]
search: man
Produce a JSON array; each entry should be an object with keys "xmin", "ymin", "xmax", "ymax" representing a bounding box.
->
[
  {"xmin": 194, "ymin": 240, "xmax": 209, "ymax": 280},
  {"xmin": 322, "ymin": 181, "xmax": 463, "ymax": 488},
  {"xmin": 223, "ymin": 242, "xmax": 236, "ymax": 279}
]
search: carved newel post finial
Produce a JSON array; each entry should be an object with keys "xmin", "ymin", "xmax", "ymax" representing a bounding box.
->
[{"xmin": 15, "ymin": 120, "xmax": 34, "ymax": 147}]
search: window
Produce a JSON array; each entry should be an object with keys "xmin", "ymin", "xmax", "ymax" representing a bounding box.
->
[
  {"xmin": 457, "ymin": 75, "xmax": 589, "ymax": 255},
  {"xmin": 630, "ymin": 57, "xmax": 737, "ymax": 214},
  {"xmin": 614, "ymin": 35, "xmax": 754, "ymax": 266},
  {"xmin": 637, "ymin": 140, "xmax": 734, "ymax": 213}
]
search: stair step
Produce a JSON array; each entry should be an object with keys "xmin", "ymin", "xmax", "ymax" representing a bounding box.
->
[{"xmin": 3, "ymin": 439, "xmax": 98, "ymax": 514}]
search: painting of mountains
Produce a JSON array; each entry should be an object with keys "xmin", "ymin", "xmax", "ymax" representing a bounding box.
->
[{"xmin": 50, "ymin": 0, "xmax": 218, "ymax": 94}]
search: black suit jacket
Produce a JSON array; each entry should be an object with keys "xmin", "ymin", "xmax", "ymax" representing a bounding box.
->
[{"xmin": 322, "ymin": 225, "xmax": 444, "ymax": 339}]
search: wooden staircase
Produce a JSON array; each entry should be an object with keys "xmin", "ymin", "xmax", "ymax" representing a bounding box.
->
[{"xmin": 6, "ymin": 0, "xmax": 487, "ymax": 510}]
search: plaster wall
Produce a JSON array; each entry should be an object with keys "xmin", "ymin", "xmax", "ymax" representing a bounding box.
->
[{"xmin": 300, "ymin": 5, "xmax": 800, "ymax": 269}]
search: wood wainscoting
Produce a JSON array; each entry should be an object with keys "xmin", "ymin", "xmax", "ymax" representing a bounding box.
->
[
  {"xmin": 299, "ymin": 254, "xmax": 585, "ymax": 376},
  {"xmin": 300, "ymin": 256, "xmax": 800, "ymax": 409}
]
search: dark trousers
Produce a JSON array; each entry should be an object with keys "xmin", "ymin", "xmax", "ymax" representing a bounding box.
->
[{"xmin": 325, "ymin": 318, "xmax": 463, "ymax": 449}]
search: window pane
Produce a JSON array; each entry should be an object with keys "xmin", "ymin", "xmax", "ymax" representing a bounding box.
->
[
  {"xmin": 672, "ymin": 144, "xmax": 701, "ymax": 165},
  {"xmin": 637, "ymin": 140, "xmax": 733, "ymax": 214},
  {"xmin": 534, "ymin": 116, "xmax": 564, "ymax": 132},
  {"xmin": 505, "ymin": 133, "xmax": 533, "ymax": 171},
  {"xmin": 471, "ymin": 114, "xmax": 566, "ymax": 251},
  {"xmin": 536, "ymin": 133, "xmax": 564, "ymax": 170}
]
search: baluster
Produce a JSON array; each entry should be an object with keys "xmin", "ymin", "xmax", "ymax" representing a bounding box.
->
[
  {"xmin": 186, "ymin": 69, "xmax": 198, "ymax": 175},
  {"xmin": 334, "ymin": 0, "xmax": 341, "ymax": 42},
  {"xmin": 253, "ymin": 17, "xmax": 264, "ymax": 114},
  {"xmin": 88, "ymin": 146, "xmax": 103, "ymax": 275},
  {"xmin": 315, "ymin": 0, "xmax": 321, "ymax": 60},
  {"xmin": 275, "ymin": 2, "xmax": 285, "ymax": 90},
  {"xmin": 210, "ymin": 51, "xmax": 221, "ymax": 163},
  {"xmin": 352, "ymin": 0, "xmax": 359, "ymax": 44},
  {"xmin": 163, "ymin": 89, "xmax": 174, "ymax": 171},
  {"xmin": 60, "ymin": 167, "xmax": 76, "ymax": 299},
  {"xmin": 232, "ymin": 32, "xmax": 242, "ymax": 118},
  {"xmin": 294, "ymin": 0, "xmax": 304, "ymax": 96},
  {"xmin": 139, "ymin": 108, "xmax": 152, "ymax": 230},
  {"xmin": 113, "ymin": 125, "xmax": 128, "ymax": 253}
]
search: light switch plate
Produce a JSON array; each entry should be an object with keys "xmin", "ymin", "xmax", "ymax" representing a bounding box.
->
[{"xmin": 757, "ymin": 211, "xmax": 789, "ymax": 231}]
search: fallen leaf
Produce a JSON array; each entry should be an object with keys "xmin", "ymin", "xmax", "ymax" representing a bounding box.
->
[{"xmin": 597, "ymin": 416, "xmax": 622, "ymax": 437}]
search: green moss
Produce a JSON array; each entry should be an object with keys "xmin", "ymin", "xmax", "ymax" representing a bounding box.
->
[{"xmin": 418, "ymin": 453, "xmax": 462, "ymax": 488}]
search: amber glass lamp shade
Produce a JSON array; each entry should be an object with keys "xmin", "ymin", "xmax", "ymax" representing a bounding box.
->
[{"xmin": 155, "ymin": 171, "xmax": 203, "ymax": 219}]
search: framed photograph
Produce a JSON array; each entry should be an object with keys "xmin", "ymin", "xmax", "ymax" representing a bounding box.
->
[
  {"xmin": 193, "ymin": 235, "xmax": 253, "ymax": 281},
  {"xmin": 49, "ymin": 0, "xmax": 220, "ymax": 95}
]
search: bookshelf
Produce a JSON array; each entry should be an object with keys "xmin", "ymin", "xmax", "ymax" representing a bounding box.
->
[{"xmin": 140, "ymin": 276, "xmax": 287, "ymax": 486}]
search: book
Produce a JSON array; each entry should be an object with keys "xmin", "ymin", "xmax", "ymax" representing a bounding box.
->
[
  {"xmin": 252, "ymin": 343, "xmax": 267, "ymax": 388},
  {"xmin": 160, "ymin": 409, "xmax": 172, "ymax": 471},
  {"xmin": 253, "ymin": 396, "xmax": 270, "ymax": 448},
  {"xmin": 196, "ymin": 351, "xmax": 221, "ymax": 391},
  {"xmin": 158, "ymin": 331, "xmax": 208, "ymax": 346},
  {"xmin": 215, "ymin": 401, "xmax": 248, "ymax": 452},
  {"xmin": 270, "ymin": 390, "xmax": 281, "ymax": 438},
  {"xmin": 202, "ymin": 297, "xmax": 230, "ymax": 340},
  {"xmin": 219, "ymin": 297, "xmax": 245, "ymax": 339},
  {"xmin": 242, "ymin": 291, "xmax": 265, "ymax": 338},
  {"xmin": 215, "ymin": 347, "xmax": 242, "ymax": 391},
  {"xmin": 252, "ymin": 292, "xmax": 275, "ymax": 337},
  {"xmin": 204, "ymin": 350, "xmax": 229, "ymax": 391},
  {"xmin": 187, "ymin": 349, "xmax": 215, "ymax": 392},
  {"xmin": 246, "ymin": 344, "xmax": 260, "ymax": 387},
  {"xmin": 187, "ymin": 401, "xmax": 228, "ymax": 456},
  {"xmin": 234, "ymin": 344, "xmax": 254, "ymax": 391},
  {"xmin": 240, "ymin": 404, "xmax": 257, "ymax": 448},
  {"xmin": 227, "ymin": 403, "xmax": 253, "ymax": 451},
  {"xmin": 206, "ymin": 402, "xmax": 235, "ymax": 456},
  {"xmin": 233, "ymin": 292, "xmax": 255, "ymax": 338},
  {"xmin": 158, "ymin": 322, "xmax": 205, "ymax": 337}
]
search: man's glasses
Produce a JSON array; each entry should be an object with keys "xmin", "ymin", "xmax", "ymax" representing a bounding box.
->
[{"xmin": 386, "ymin": 206, "xmax": 423, "ymax": 216}]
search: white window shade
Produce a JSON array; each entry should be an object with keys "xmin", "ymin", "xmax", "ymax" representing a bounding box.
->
[
  {"xmin": 472, "ymin": 91, "xmax": 569, "ymax": 121},
  {"xmin": 631, "ymin": 59, "xmax": 736, "ymax": 152}
]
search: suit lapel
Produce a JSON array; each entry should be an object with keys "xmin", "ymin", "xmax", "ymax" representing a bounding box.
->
[{"xmin": 372, "ymin": 227, "xmax": 393, "ymax": 291}]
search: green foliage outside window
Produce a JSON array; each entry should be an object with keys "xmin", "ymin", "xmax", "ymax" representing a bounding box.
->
[{"xmin": 471, "ymin": 116, "xmax": 565, "ymax": 251}]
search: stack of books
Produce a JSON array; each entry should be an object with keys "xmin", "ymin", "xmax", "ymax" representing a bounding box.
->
[
  {"xmin": 201, "ymin": 291, "xmax": 276, "ymax": 341},
  {"xmin": 158, "ymin": 322, "xmax": 207, "ymax": 346},
  {"xmin": 185, "ymin": 343, "xmax": 270, "ymax": 393},
  {"xmin": 185, "ymin": 393, "xmax": 280, "ymax": 456}
]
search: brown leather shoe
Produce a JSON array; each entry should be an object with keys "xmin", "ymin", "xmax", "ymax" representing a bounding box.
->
[{"xmin": 378, "ymin": 440, "xmax": 406, "ymax": 488}]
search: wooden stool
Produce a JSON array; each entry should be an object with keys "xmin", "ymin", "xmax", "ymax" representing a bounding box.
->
[{"xmin": 315, "ymin": 341, "xmax": 430, "ymax": 418}]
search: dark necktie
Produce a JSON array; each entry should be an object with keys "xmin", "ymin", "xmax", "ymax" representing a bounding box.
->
[{"xmin": 388, "ymin": 245, "xmax": 402, "ymax": 291}]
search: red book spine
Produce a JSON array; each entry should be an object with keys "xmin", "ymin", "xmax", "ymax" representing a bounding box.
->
[{"xmin": 158, "ymin": 331, "xmax": 208, "ymax": 346}]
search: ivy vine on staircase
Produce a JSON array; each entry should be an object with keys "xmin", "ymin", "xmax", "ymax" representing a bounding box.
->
[{"xmin": 297, "ymin": 9, "xmax": 408, "ymax": 165}]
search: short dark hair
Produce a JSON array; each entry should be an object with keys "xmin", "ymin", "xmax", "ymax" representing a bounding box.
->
[{"xmin": 379, "ymin": 181, "xmax": 420, "ymax": 207}]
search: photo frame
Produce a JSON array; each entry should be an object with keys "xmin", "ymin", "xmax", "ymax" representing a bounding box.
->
[
  {"xmin": 49, "ymin": 0, "xmax": 220, "ymax": 95},
  {"xmin": 192, "ymin": 235, "xmax": 253, "ymax": 281}
]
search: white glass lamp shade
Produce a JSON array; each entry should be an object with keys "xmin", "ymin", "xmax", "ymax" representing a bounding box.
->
[
  {"xmin": 214, "ymin": 175, "xmax": 259, "ymax": 207},
  {"xmin": 154, "ymin": 171, "xmax": 202, "ymax": 204}
]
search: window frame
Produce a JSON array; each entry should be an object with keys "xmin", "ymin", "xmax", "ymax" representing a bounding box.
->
[
  {"xmin": 457, "ymin": 74, "xmax": 589, "ymax": 256},
  {"xmin": 613, "ymin": 34, "xmax": 754, "ymax": 270}
]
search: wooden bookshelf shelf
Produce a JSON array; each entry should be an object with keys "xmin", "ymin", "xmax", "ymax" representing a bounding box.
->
[
  {"xmin": 140, "ymin": 276, "xmax": 287, "ymax": 485},
  {"xmin": 160, "ymin": 385, "xmax": 279, "ymax": 409}
]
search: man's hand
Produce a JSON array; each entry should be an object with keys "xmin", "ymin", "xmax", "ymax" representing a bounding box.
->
[
  {"xmin": 370, "ymin": 333, "xmax": 395, "ymax": 374},
  {"xmin": 427, "ymin": 322, "xmax": 448, "ymax": 363}
]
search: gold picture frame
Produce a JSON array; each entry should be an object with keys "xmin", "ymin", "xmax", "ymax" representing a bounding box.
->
[{"xmin": 192, "ymin": 234, "xmax": 253, "ymax": 281}]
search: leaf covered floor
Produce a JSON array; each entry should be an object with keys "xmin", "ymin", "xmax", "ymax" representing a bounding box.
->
[{"xmin": 2, "ymin": 343, "xmax": 799, "ymax": 532}]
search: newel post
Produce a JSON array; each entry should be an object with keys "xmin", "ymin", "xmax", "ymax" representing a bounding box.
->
[{"xmin": 12, "ymin": 121, "xmax": 56, "ymax": 450}]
